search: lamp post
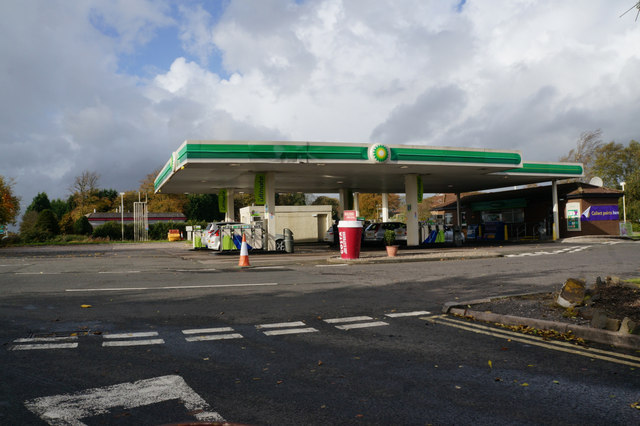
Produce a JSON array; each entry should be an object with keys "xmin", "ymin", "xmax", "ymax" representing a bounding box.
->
[
  {"xmin": 120, "ymin": 192, "xmax": 125, "ymax": 241},
  {"xmin": 620, "ymin": 182, "xmax": 626, "ymax": 223}
]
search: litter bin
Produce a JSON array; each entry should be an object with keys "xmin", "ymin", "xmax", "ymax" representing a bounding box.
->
[
  {"xmin": 284, "ymin": 228, "xmax": 294, "ymax": 253},
  {"xmin": 338, "ymin": 220, "xmax": 363, "ymax": 260}
]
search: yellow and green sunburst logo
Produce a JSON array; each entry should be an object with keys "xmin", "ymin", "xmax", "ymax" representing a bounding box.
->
[{"xmin": 370, "ymin": 144, "xmax": 390, "ymax": 162}]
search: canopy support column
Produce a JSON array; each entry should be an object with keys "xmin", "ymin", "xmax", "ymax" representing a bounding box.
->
[
  {"xmin": 265, "ymin": 172, "xmax": 277, "ymax": 250},
  {"xmin": 552, "ymin": 180, "xmax": 560, "ymax": 240},
  {"xmin": 381, "ymin": 193, "xmax": 389, "ymax": 222},
  {"xmin": 353, "ymin": 192, "xmax": 360, "ymax": 217},
  {"xmin": 404, "ymin": 174, "xmax": 419, "ymax": 246},
  {"xmin": 456, "ymin": 193, "xmax": 461, "ymax": 226},
  {"xmin": 225, "ymin": 189, "xmax": 235, "ymax": 222}
]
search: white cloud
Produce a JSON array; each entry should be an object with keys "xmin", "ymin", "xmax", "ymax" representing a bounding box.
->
[{"xmin": 1, "ymin": 0, "xmax": 639, "ymax": 213}]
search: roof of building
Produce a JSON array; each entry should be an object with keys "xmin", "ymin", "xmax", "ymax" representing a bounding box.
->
[
  {"xmin": 430, "ymin": 182, "xmax": 622, "ymax": 211},
  {"xmin": 154, "ymin": 140, "xmax": 585, "ymax": 195}
]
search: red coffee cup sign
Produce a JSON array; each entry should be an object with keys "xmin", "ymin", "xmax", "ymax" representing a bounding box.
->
[{"xmin": 338, "ymin": 220, "xmax": 363, "ymax": 260}]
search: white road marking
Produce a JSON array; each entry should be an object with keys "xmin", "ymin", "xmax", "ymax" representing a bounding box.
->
[
  {"xmin": 335, "ymin": 321, "xmax": 388, "ymax": 330},
  {"xmin": 102, "ymin": 339, "xmax": 165, "ymax": 347},
  {"xmin": 15, "ymin": 272, "xmax": 60, "ymax": 275},
  {"xmin": 182, "ymin": 327, "xmax": 235, "ymax": 335},
  {"xmin": 385, "ymin": 310, "xmax": 431, "ymax": 318},
  {"xmin": 11, "ymin": 343, "xmax": 78, "ymax": 351},
  {"xmin": 98, "ymin": 271, "xmax": 141, "ymax": 274},
  {"xmin": 65, "ymin": 282, "xmax": 278, "ymax": 292},
  {"xmin": 256, "ymin": 321, "xmax": 307, "ymax": 329},
  {"xmin": 14, "ymin": 336, "xmax": 78, "ymax": 343},
  {"xmin": 430, "ymin": 315, "xmax": 640, "ymax": 368},
  {"xmin": 185, "ymin": 333, "xmax": 243, "ymax": 342},
  {"xmin": 315, "ymin": 263, "xmax": 349, "ymax": 267},
  {"xmin": 262, "ymin": 327, "xmax": 318, "ymax": 336},
  {"xmin": 23, "ymin": 374, "xmax": 224, "ymax": 424},
  {"xmin": 103, "ymin": 332, "xmax": 159, "ymax": 339},
  {"xmin": 324, "ymin": 316, "xmax": 373, "ymax": 323}
]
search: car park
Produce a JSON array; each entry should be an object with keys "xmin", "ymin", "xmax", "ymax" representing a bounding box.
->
[{"xmin": 363, "ymin": 222, "xmax": 407, "ymax": 244}]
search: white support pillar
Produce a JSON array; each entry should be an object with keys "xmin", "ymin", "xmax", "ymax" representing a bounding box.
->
[
  {"xmin": 265, "ymin": 172, "xmax": 277, "ymax": 250},
  {"xmin": 552, "ymin": 180, "xmax": 559, "ymax": 240},
  {"xmin": 353, "ymin": 192, "xmax": 360, "ymax": 217},
  {"xmin": 381, "ymin": 193, "xmax": 389, "ymax": 222},
  {"xmin": 225, "ymin": 189, "xmax": 235, "ymax": 222},
  {"xmin": 404, "ymin": 174, "xmax": 419, "ymax": 246},
  {"xmin": 456, "ymin": 193, "xmax": 461, "ymax": 226},
  {"xmin": 338, "ymin": 188, "xmax": 349, "ymax": 219}
]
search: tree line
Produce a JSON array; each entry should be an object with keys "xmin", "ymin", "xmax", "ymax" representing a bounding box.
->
[{"xmin": 560, "ymin": 130, "xmax": 639, "ymax": 223}]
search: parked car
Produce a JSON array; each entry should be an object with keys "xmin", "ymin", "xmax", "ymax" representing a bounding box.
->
[
  {"xmin": 325, "ymin": 220, "xmax": 370, "ymax": 244},
  {"xmin": 363, "ymin": 222, "xmax": 407, "ymax": 244}
]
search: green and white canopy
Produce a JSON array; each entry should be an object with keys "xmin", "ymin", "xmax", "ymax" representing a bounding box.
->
[{"xmin": 155, "ymin": 140, "xmax": 583, "ymax": 195}]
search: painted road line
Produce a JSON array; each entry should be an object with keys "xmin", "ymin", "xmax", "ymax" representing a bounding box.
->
[
  {"xmin": 256, "ymin": 321, "xmax": 307, "ymax": 329},
  {"xmin": 10, "ymin": 335, "xmax": 78, "ymax": 351},
  {"xmin": 102, "ymin": 331, "xmax": 165, "ymax": 347},
  {"xmin": 256, "ymin": 321, "xmax": 318, "ymax": 336},
  {"xmin": 324, "ymin": 316, "xmax": 373, "ymax": 324},
  {"xmin": 182, "ymin": 327, "xmax": 235, "ymax": 335},
  {"xmin": 432, "ymin": 316, "xmax": 640, "ymax": 363},
  {"xmin": 15, "ymin": 272, "xmax": 61, "ymax": 275},
  {"xmin": 315, "ymin": 264, "xmax": 349, "ymax": 267},
  {"xmin": 98, "ymin": 271, "xmax": 141, "ymax": 274},
  {"xmin": 14, "ymin": 336, "xmax": 78, "ymax": 343},
  {"xmin": 103, "ymin": 332, "xmax": 159, "ymax": 339},
  {"xmin": 103, "ymin": 339, "xmax": 165, "ymax": 347},
  {"xmin": 335, "ymin": 321, "xmax": 389, "ymax": 330},
  {"xmin": 385, "ymin": 311, "xmax": 431, "ymax": 318},
  {"xmin": 186, "ymin": 333, "xmax": 243, "ymax": 342},
  {"xmin": 66, "ymin": 282, "xmax": 278, "ymax": 292},
  {"xmin": 429, "ymin": 315, "xmax": 640, "ymax": 368},
  {"xmin": 182, "ymin": 327, "xmax": 243, "ymax": 342},
  {"xmin": 11, "ymin": 343, "xmax": 78, "ymax": 351},
  {"xmin": 263, "ymin": 328, "xmax": 318, "ymax": 336},
  {"xmin": 24, "ymin": 375, "xmax": 224, "ymax": 424}
]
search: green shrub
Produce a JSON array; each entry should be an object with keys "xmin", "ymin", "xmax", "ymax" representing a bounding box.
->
[
  {"xmin": 92, "ymin": 222, "xmax": 135, "ymax": 240},
  {"xmin": 73, "ymin": 216, "xmax": 93, "ymax": 235},
  {"xmin": 21, "ymin": 228, "xmax": 51, "ymax": 243}
]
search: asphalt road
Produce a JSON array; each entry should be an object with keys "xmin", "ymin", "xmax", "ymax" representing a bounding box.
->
[{"xmin": 1, "ymin": 240, "xmax": 639, "ymax": 425}]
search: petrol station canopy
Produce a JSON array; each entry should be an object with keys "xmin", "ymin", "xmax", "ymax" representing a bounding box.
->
[{"xmin": 154, "ymin": 140, "xmax": 584, "ymax": 195}]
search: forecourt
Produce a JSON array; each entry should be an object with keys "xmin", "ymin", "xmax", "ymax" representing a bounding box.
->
[{"xmin": 154, "ymin": 141, "xmax": 583, "ymax": 248}]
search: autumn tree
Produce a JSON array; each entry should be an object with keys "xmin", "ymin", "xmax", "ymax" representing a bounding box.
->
[
  {"xmin": 311, "ymin": 195, "xmax": 340, "ymax": 220},
  {"xmin": 139, "ymin": 168, "xmax": 187, "ymax": 213},
  {"xmin": 592, "ymin": 140, "xmax": 640, "ymax": 222},
  {"xmin": 357, "ymin": 193, "xmax": 401, "ymax": 221},
  {"xmin": 70, "ymin": 170, "xmax": 100, "ymax": 214},
  {"xmin": 559, "ymin": 129, "xmax": 603, "ymax": 182},
  {"xmin": 0, "ymin": 175, "xmax": 20, "ymax": 226}
]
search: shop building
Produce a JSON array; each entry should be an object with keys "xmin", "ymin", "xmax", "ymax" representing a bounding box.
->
[{"xmin": 429, "ymin": 182, "xmax": 623, "ymax": 240}]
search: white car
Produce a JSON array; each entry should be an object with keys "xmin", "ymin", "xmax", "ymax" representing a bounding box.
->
[{"xmin": 363, "ymin": 222, "xmax": 407, "ymax": 244}]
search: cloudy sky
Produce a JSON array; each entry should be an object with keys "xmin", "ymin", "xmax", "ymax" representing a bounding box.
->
[{"xmin": 2, "ymin": 0, "xmax": 639, "ymax": 211}]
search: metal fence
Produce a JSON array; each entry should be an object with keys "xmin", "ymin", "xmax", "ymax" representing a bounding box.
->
[
  {"xmin": 219, "ymin": 223, "xmax": 264, "ymax": 251},
  {"xmin": 133, "ymin": 202, "xmax": 148, "ymax": 242}
]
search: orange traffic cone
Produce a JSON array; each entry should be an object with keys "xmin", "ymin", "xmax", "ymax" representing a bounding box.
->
[{"xmin": 238, "ymin": 234, "xmax": 250, "ymax": 267}]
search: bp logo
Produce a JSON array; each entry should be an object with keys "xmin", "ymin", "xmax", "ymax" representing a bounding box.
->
[{"xmin": 369, "ymin": 144, "xmax": 390, "ymax": 163}]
